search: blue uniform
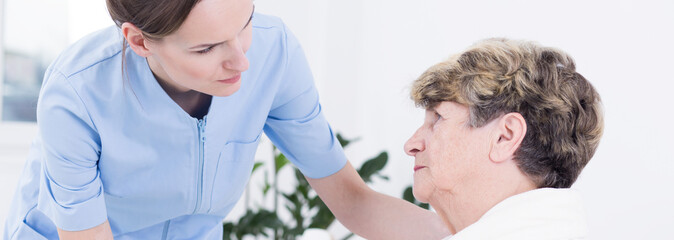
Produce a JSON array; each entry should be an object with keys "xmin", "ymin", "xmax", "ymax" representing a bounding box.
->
[{"xmin": 4, "ymin": 13, "xmax": 347, "ymax": 240}]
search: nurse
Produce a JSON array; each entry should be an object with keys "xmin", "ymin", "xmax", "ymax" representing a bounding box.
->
[{"xmin": 3, "ymin": 0, "xmax": 448, "ymax": 239}]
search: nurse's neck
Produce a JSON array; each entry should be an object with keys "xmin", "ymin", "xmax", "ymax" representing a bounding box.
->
[{"xmin": 154, "ymin": 73, "xmax": 211, "ymax": 119}]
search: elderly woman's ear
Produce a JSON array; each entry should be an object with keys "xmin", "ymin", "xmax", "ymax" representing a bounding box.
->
[{"xmin": 488, "ymin": 112, "xmax": 527, "ymax": 163}]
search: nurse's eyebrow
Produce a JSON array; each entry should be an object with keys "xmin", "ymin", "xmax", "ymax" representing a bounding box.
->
[
  {"xmin": 189, "ymin": 5, "xmax": 255, "ymax": 50},
  {"xmin": 242, "ymin": 5, "xmax": 255, "ymax": 30}
]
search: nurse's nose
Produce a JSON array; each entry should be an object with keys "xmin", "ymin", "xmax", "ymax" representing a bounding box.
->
[
  {"xmin": 404, "ymin": 128, "xmax": 425, "ymax": 157},
  {"xmin": 223, "ymin": 38, "xmax": 249, "ymax": 72}
]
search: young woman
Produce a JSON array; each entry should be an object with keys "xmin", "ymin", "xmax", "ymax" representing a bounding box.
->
[{"xmin": 3, "ymin": 0, "xmax": 448, "ymax": 239}]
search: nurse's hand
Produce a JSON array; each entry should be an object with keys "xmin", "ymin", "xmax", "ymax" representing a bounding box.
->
[
  {"xmin": 307, "ymin": 162, "xmax": 451, "ymax": 239},
  {"xmin": 57, "ymin": 220, "xmax": 114, "ymax": 240}
]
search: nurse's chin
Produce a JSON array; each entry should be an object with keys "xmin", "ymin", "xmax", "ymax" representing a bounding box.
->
[{"xmin": 209, "ymin": 82, "xmax": 242, "ymax": 97}]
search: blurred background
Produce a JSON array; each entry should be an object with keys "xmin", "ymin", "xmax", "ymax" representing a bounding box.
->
[{"xmin": 1, "ymin": 0, "xmax": 673, "ymax": 239}]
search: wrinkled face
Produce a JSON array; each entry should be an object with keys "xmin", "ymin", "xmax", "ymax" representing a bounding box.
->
[
  {"xmin": 146, "ymin": 0, "xmax": 254, "ymax": 97},
  {"xmin": 404, "ymin": 101, "xmax": 493, "ymax": 203}
]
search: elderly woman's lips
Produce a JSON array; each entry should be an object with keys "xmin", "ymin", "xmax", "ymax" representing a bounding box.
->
[{"xmin": 414, "ymin": 165, "xmax": 425, "ymax": 171}]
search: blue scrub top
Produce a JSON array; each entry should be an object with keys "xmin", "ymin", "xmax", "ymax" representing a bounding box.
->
[{"xmin": 4, "ymin": 13, "xmax": 347, "ymax": 240}]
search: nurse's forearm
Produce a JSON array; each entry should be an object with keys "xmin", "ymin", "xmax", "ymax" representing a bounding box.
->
[
  {"xmin": 57, "ymin": 220, "xmax": 114, "ymax": 240},
  {"xmin": 307, "ymin": 162, "xmax": 450, "ymax": 239}
]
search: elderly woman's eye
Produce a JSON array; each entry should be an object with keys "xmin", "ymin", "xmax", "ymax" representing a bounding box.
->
[{"xmin": 435, "ymin": 112, "xmax": 442, "ymax": 122}]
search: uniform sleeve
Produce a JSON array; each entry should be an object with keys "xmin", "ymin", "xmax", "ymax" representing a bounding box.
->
[
  {"xmin": 263, "ymin": 27, "xmax": 347, "ymax": 179},
  {"xmin": 35, "ymin": 68, "xmax": 108, "ymax": 231}
]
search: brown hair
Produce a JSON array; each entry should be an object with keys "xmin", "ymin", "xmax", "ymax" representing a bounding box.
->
[
  {"xmin": 411, "ymin": 38, "xmax": 604, "ymax": 188},
  {"xmin": 106, "ymin": 0, "xmax": 200, "ymax": 78},
  {"xmin": 106, "ymin": 0, "xmax": 200, "ymax": 39}
]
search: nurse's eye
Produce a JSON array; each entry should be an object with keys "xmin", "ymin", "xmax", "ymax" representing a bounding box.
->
[{"xmin": 196, "ymin": 46, "xmax": 215, "ymax": 54}]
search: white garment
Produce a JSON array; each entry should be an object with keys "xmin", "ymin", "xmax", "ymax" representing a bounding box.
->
[{"xmin": 444, "ymin": 188, "xmax": 588, "ymax": 240}]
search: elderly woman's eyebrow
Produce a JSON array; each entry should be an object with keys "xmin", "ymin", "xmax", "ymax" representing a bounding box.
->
[{"xmin": 431, "ymin": 104, "xmax": 448, "ymax": 114}]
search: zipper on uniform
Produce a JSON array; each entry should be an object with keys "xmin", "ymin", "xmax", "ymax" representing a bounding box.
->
[
  {"xmin": 192, "ymin": 118, "xmax": 206, "ymax": 214},
  {"xmin": 161, "ymin": 220, "xmax": 170, "ymax": 240}
]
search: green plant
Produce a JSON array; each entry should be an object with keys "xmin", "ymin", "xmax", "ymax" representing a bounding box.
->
[
  {"xmin": 401, "ymin": 186, "xmax": 429, "ymax": 210},
  {"xmin": 222, "ymin": 133, "xmax": 390, "ymax": 240}
]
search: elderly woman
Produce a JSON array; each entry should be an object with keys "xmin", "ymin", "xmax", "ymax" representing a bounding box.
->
[{"xmin": 404, "ymin": 38, "xmax": 603, "ymax": 239}]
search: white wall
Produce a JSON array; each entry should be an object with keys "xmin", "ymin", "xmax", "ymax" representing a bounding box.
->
[
  {"xmin": 0, "ymin": 0, "xmax": 4, "ymax": 117},
  {"xmin": 1, "ymin": 0, "xmax": 673, "ymax": 239}
]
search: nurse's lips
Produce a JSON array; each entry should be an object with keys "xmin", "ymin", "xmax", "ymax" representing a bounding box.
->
[
  {"xmin": 217, "ymin": 74, "xmax": 241, "ymax": 84},
  {"xmin": 414, "ymin": 165, "xmax": 426, "ymax": 172}
]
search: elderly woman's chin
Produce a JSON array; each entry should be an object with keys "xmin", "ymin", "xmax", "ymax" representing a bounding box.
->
[{"xmin": 412, "ymin": 172, "xmax": 435, "ymax": 204}]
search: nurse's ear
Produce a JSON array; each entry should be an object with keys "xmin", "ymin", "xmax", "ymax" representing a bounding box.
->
[{"xmin": 121, "ymin": 22, "xmax": 152, "ymax": 57}]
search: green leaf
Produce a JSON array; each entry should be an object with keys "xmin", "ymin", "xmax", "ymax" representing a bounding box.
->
[
  {"xmin": 376, "ymin": 174, "xmax": 390, "ymax": 181},
  {"xmin": 308, "ymin": 196, "xmax": 320, "ymax": 209},
  {"xmin": 252, "ymin": 161, "xmax": 264, "ymax": 173},
  {"xmin": 308, "ymin": 204, "xmax": 335, "ymax": 229},
  {"xmin": 402, "ymin": 186, "xmax": 430, "ymax": 210},
  {"xmin": 232, "ymin": 209, "xmax": 284, "ymax": 239},
  {"xmin": 341, "ymin": 232, "xmax": 355, "ymax": 240},
  {"xmin": 336, "ymin": 133, "xmax": 360, "ymax": 148},
  {"xmin": 262, "ymin": 172, "xmax": 271, "ymax": 196},
  {"xmin": 284, "ymin": 227, "xmax": 305, "ymax": 239},
  {"xmin": 357, "ymin": 152, "xmax": 388, "ymax": 182},
  {"xmin": 235, "ymin": 210, "xmax": 260, "ymax": 238},
  {"xmin": 262, "ymin": 182, "xmax": 271, "ymax": 196},
  {"xmin": 402, "ymin": 186, "xmax": 415, "ymax": 203},
  {"xmin": 282, "ymin": 193, "xmax": 298, "ymax": 204},
  {"xmin": 222, "ymin": 222, "xmax": 235, "ymax": 240},
  {"xmin": 308, "ymin": 195, "xmax": 335, "ymax": 229},
  {"xmin": 294, "ymin": 168, "xmax": 309, "ymax": 187},
  {"xmin": 285, "ymin": 202, "xmax": 304, "ymax": 231},
  {"xmin": 255, "ymin": 210, "xmax": 284, "ymax": 228},
  {"xmin": 275, "ymin": 153, "xmax": 290, "ymax": 174}
]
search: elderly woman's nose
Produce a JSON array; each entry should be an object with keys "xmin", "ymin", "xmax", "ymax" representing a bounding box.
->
[{"xmin": 404, "ymin": 129, "xmax": 425, "ymax": 156}]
